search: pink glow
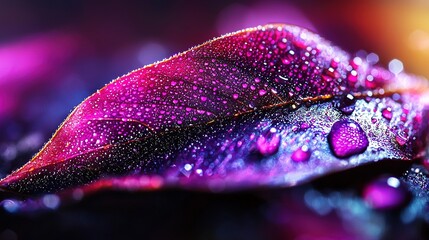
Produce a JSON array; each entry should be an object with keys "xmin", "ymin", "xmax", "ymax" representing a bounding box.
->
[{"xmin": 0, "ymin": 32, "xmax": 81, "ymax": 116}]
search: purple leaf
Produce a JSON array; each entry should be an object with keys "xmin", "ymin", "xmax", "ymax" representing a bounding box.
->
[{"xmin": 1, "ymin": 24, "xmax": 428, "ymax": 194}]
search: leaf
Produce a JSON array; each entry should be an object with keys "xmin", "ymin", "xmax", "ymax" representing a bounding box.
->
[{"xmin": 1, "ymin": 24, "xmax": 428, "ymax": 194}]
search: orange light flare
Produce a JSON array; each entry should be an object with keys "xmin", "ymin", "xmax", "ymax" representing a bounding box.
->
[{"xmin": 340, "ymin": 1, "xmax": 429, "ymax": 79}]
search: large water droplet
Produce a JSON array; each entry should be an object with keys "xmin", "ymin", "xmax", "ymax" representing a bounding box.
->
[
  {"xmin": 363, "ymin": 176, "xmax": 410, "ymax": 210},
  {"xmin": 291, "ymin": 145, "xmax": 311, "ymax": 162},
  {"xmin": 256, "ymin": 128, "xmax": 281, "ymax": 156},
  {"xmin": 328, "ymin": 119, "xmax": 369, "ymax": 158}
]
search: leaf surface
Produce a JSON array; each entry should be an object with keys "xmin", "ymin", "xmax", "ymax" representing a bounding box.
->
[{"xmin": 1, "ymin": 24, "xmax": 428, "ymax": 194}]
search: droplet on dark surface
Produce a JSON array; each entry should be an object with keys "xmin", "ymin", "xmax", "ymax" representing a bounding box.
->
[{"xmin": 328, "ymin": 119, "xmax": 369, "ymax": 158}]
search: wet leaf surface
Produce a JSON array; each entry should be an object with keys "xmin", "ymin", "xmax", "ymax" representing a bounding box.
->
[{"xmin": 0, "ymin": 24, "xmax": 428, "ymax": 203}]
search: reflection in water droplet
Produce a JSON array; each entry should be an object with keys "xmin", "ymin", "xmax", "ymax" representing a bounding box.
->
[
  {"xmin": 256, "ymin": 128, "xmax": 281, "ymax": 156},
  {"xmin": 328, "ymin": 119, "xmax": 369, "ymax": 158}
]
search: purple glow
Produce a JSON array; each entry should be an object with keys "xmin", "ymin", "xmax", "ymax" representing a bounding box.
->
[{"xmin": 0, "ymin": 32, "xmax": 80, "ymax": 118}]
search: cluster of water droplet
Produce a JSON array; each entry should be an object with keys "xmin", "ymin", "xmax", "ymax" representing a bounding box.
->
[{"xmin": 1, "ymin": 24, "xmax": 427, "ymax": 195}]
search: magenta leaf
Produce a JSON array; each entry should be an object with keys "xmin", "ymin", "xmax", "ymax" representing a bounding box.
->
[{"xmin": 1, "ymin": 24, "xmax": 428, "ymax": 194}]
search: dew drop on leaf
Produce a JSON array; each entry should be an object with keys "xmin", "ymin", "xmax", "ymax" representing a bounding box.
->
[
  {"xmin": 291, "ymin": 145, "xmax": 311, "ymax": 162},
  {"xmin": 382, "ymin": 107, "xmax": 393, "ymax": 120},
  {"xmin": 256, "ymin": 128, "xmax": 281, "ymax": 157},
  {"xmin": 328, "ymin": 119, "xmax": 369, "ymax": 158}
]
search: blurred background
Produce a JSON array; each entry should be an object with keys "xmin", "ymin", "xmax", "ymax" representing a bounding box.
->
[{"xmin": 0, "ymin": 0, "xmax": 429, "ymax": 239}]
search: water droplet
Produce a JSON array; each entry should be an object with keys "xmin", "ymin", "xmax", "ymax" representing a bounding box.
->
[
  {"xmin": 330, "ymin": 58, "xmax": 339, "ymax": 68},
  {"xmin": 350, "ymin": 57, "xmax": 362, "ymax": 69},
  {"xmin": 347, "ymin": 70, "xmax": 358, "ymax": 84},
  {"xmin": 334, "ymin": 94, "xmax": 356, "ymax": 115},
  {"xmin": 277, "ymin": 38, "xmax": 287, "ymax": 49},
  {"xmin": 291, "ymin": 145, "xmax": 311, "ymax": 162},
  {"xmin": 256, "ymin": 128, "xmax": 281, "ymax": 156},
  {"xmin": 184, "ymin": 163, "xmax": 193, "ymax": 171},
  {"xmin": 363, "ymin": 176, "xmax": 410, "ymax": 210},
  {"xmin": 328, "ymin": 119, "xmax": 369, "ymax": 158},
  {"xmin": 365, "ymin": 75, "xmax": 376, "ymax": 89},
  {"xmin": 300, "ymin": 122, "xmax": 309, "ymax": 130},
  {"xmin": 258, "ymin": 89, "xmax": 267, "ymax": 96},
  {"xmin": 281, "ymin": 58, "xmax": 291, "ymax": 65},
  {"xmin": 382, "ymin": 107, "xmax": 392, "ymax": 120},
  {"xmin": 232, "ymin": 93, "xmax": 239, "ymax": 99},
  {"xmin": 323, "ymin": 67, "xmax": 338, "ymax": 79},
  {"xmin": 395, "ymin": 130, "xmax": 408, "ymax": 146}
]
